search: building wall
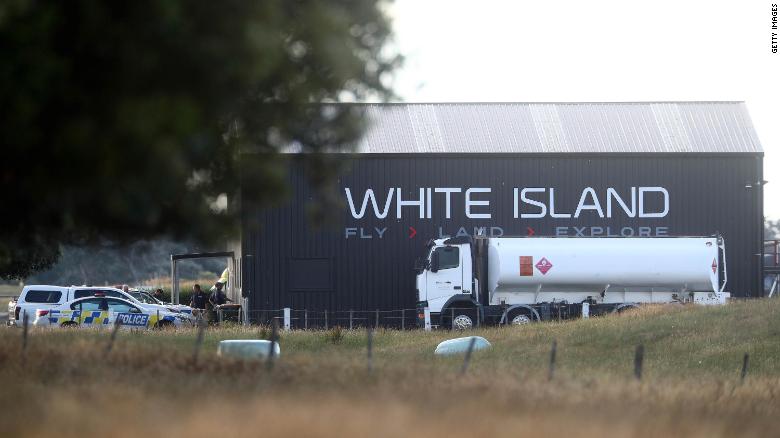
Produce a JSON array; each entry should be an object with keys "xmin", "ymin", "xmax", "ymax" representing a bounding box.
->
[{"xmin": 243, "ymin": 154, "xmax": 763, "ymax": 312}]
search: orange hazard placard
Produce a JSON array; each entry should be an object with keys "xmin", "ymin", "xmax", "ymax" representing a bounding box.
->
[{"xmin": 520, "ymin": 256, "xmax": 533, "ymax": 276}]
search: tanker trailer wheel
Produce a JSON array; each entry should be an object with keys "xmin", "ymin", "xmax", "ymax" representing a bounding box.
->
[
  {"xmin": 506, "ymin": 308, "xmax": 534, "ymax": 326},
  {"xmin": 509, "ymin": 313, "xmax": 532, "ymax": 326}
]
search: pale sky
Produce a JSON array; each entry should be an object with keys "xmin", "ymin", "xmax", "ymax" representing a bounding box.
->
[{"xmin": 389, "ymin": 0, "xmax": 779, "ymax": 219}]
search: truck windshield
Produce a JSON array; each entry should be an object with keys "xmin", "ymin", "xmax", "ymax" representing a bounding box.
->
[{"xmin": 433, "ymin": 246, "xmax": 459, "ymax": 270}]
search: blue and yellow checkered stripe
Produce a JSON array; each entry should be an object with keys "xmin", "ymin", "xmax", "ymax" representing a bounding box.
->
[
  {"xmin": 47, "ymin": 310, "xmax": 176, "ymax": 327},
  {"xmin": 48, "ymin": 310, "xmax": 111, "ymax": 326}
]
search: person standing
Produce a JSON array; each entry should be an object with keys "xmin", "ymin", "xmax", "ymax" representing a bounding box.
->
[
  {"xmin": 189, "ymin": 284, "xmax": 208, "ymax": 320},
  {"xmin": 208, "ymin": 282, "xmax": 232, "ymax": 307},
  {"xmin": 208, "ymin": 282, "xmax": 232, "ymax": 323}
]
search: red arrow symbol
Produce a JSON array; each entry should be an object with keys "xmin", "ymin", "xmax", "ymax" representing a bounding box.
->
[
  {"xmin": 527, "ymin": 226, "xmax": 535, "ymax": 236},
  {"xmin": 408, "ymin": 226, "xmax": 417, "ymax": 239}
]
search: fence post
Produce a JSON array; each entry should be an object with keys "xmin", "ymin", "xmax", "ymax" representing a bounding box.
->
[
  {"xmin": 283, "ymin": 307, "xmax": 291, "ymax": 331},
  {"xmin": 375, "ymin": 309, "xmax": 379, "ymax": 328},
  {"xmin": 324, "ymin": 310, "xmax": 328, "ymax": 330},
  {"xmin": 460, "ymin": 337, "xmax": 477, "ymax": 375},
  {"xmin": 582, "ymin": 302, "xmax": 590, "ymax": 319},
  {"xmin": 193, "ymin": 318, "xmax": 206, "ymax": 365},
  {"xmin": 366, "ymin": 326, "xmax": 373, "ymax": 374},
  {"xmin": 424, "ymin": 307, "xmax": 431, "ymax": 332},
  {"xmin": 105, "ymin": 318, "xmax": 122, "ymax": 357},
  {"xmin": 22, "ymin": 310, "xmax": 29, "ymax": 356},
  {"xmin": 741, "ymin": 353, "xmax": 749, "ymax": 383},
  {"xmin": 401, "ymin": 309, "xmax": 405, "ymax": 331},
  {"xmin": 548, "ymin": 340, "xmax": 557, "ymax": 381},
  {"xmin": 451, "ymin": 307, "xmax": 455, "ymax": 329},
  {"xmin": 267, "ymin": 319, "xmax": 279, "ymax": 371},
  {"xmin": 304, "ymin": 309, "xmax": 308, "ymax": 330},
  {"xmin": 349, "ymin": 310, "xmax": 353, "ymax": 330},
  {"xmin": 634, "ymin": 344, "xmax": 644, "ymax": 380}
]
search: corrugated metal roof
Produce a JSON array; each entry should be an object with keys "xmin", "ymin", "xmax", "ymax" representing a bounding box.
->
[{"xmin": 353, "ymin": 102, "xmax": 762, "ymax": 154}]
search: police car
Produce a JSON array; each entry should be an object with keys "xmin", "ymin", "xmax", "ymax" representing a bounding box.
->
[
  {"xmin": 33, "ymin": 296, "xmax": 194, "ymax": 329},
  {"xmin": 8, "ymin": 285, "xmax": 194, "ymax": 326}
]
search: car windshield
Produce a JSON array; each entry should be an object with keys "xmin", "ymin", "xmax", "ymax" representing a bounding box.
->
[
  {"xmin": 72, "ymin": 298, "xmax": 106, "ymax": 311},
  {"xmin": 107, "ymin": 299, "xmax": 138, "ymax": 313},
  {"xmin": 130, "ymin": 292, "xmax": 161, "ymax": 304}
]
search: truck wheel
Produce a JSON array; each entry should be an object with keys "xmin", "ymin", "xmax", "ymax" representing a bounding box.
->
[
  {"xmin": 510, "ymin": 314, "xmax": 532, "ymax": 325},
  {"xmin": 441, "ymin": 306, "xmax": 477, "ymax": 330},
  {"xmin": 452, "ymin": 314, "xmax": 473, "ymax": 330}
]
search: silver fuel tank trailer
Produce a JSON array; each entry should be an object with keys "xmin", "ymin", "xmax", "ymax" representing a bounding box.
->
[{"xmin": 486, "ymin": 236, "xmax": 725, "ymax": 306}]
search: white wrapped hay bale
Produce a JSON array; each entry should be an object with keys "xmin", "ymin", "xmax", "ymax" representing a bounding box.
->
[
  {"xmin": 434, "ymin": 336, "xmax": 491, "ymax": 356},
  {"xmin": 217, "ymin": 340, "xmax": 280, "ymax": 359}
]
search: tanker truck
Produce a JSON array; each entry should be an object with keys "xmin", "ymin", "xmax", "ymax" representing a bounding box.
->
[{"xmin": 414, "ymin": 235, "xmax": 729, "ymax": 330}]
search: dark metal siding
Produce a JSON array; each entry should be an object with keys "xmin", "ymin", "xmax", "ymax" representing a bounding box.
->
[{"xmin": 244, "ymin": 154, "xmax": 763, "ymax": 312}]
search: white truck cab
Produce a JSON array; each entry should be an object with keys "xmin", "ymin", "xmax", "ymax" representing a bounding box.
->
[{"xmin": 415, "ymin": 237, "xmax": 474, "ymax": 315}]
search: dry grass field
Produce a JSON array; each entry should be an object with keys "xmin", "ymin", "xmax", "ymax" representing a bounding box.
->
[{"xmin": 0, "ymin": 299, "xmax": 779, "ymax": 437}]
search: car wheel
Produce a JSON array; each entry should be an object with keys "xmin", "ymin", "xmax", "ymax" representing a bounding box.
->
[
  {"xmin": 61, "ymin": 321, "xmax": 78, "ymax": 328},
  {"xmin": 154, "ymin": 320, "xmax": 174, "ymax": 330}
]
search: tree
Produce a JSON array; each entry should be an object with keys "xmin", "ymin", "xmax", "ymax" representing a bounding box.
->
[
  {"xmin": 766, "ymin": 219, "xmax": 780, "ymax": 240},
  {"xmin": 0, "ymin": 0, "xmax": 400, "ymax": 279}
]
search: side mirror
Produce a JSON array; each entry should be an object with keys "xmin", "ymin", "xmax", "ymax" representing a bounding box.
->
[
  {"xmin": 430, "ymin": 251, "xmax": 440, "ymax": 273},
  {"xmin": 413, "ymin": 258, "xmax": 427, "ymax": 273}
]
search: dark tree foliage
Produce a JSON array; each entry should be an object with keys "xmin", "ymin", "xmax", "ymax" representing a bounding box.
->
[{"xmin": 0, "ymin": 0, "xmax": 400, "ymax": 279}]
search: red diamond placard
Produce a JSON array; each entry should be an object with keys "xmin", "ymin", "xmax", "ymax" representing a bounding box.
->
[{"xmin": 536, "ymin": 257, "xmax": 553, "ymax": 275}]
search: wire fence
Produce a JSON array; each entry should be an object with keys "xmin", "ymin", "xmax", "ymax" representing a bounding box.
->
[
  {"xmin": 245, "ymin": 308, "xmax": 425, "ymax": 330},
  {"xmin": 240, "ymin": 306, "xmax": 489, "ymax": 331},
  {"xmin": 6, "ymin": 304, "xmax": 484, "ymax": 331},
  {"xmin": 12, "ymin": 297, "xmax": 777, "ymax": 332},
  {"xmin": 214, "ymin": 297, "xmax": 780, "ymax": 330},
  {"xmin": 9, "ymin": 312, "xmax": 757, "ymax": 385}
]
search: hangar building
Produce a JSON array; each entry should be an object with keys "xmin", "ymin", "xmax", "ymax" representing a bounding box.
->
[{"xmin": 236, "ymin": 102, "xmax": 765, "ymax": 322}]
